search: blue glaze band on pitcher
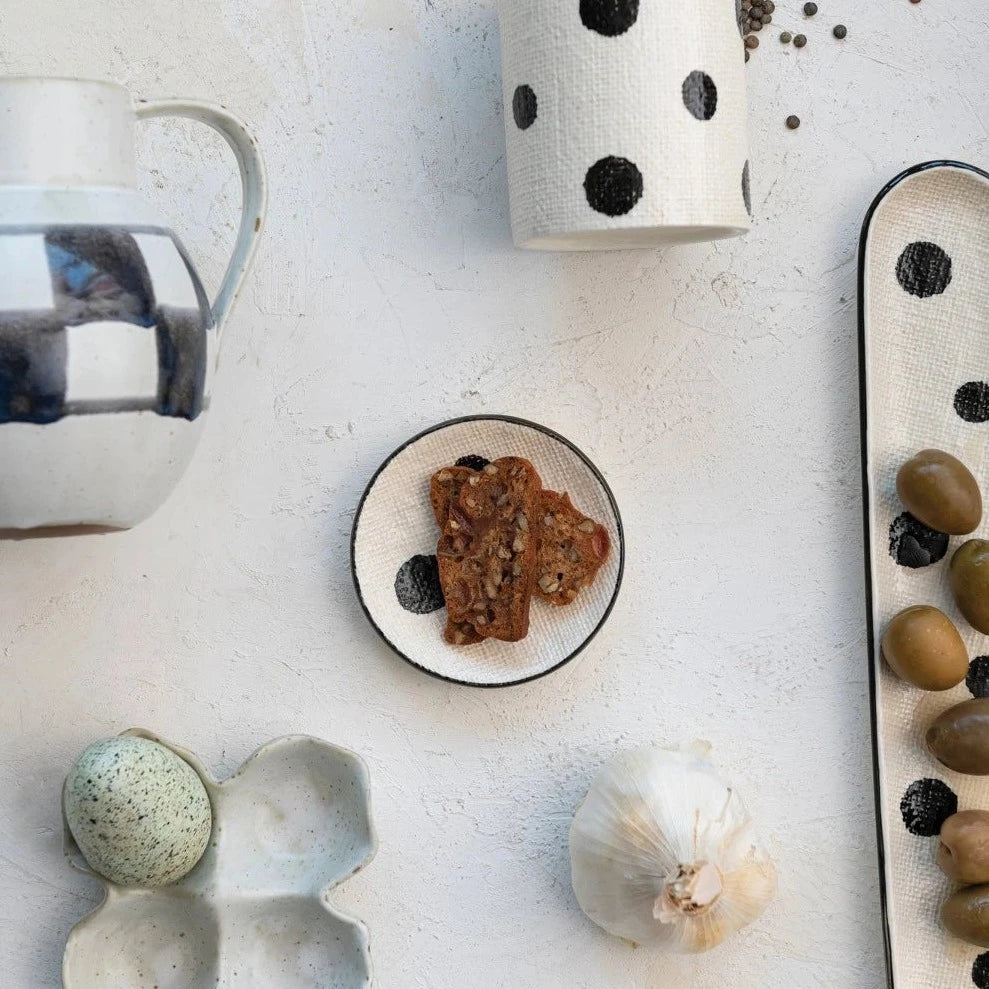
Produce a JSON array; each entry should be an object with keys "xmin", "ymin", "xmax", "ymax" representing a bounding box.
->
[{"xmin": 0, "ymin": 224, "xmax": 212, "ymax": 424}]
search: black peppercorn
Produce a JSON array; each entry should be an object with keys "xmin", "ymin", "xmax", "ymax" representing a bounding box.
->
[
  {"xmin": 793, "ymin": 33, "xmax": 807, "ymax": 47},
  {"xmin": 786, "ymin": 115, "xmax": 801, "ymax": 129},
  {"xmin": 833, "ymin": 23, "xmax": 847, "ymax": 38},
  {"xmin": 744, "ymin": 34, "xmax": 760, "ymax": 48},
  {"xmin": 803, "ymin": 2, "xmax": 818, "ymax": 14},
  {"xmin": 780, "ymin": 30, "xmax": 792, "ymax": 42}
]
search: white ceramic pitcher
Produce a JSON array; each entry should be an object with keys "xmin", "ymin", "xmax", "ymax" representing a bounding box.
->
[{"xmin": 0, "ymin": 77, "xmax": 267, "ymax": 531}]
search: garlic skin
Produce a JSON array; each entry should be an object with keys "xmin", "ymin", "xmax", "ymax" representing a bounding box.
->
[{"xmin": 569, "ymin": 744, "xmax": 776, "ymax": 952}]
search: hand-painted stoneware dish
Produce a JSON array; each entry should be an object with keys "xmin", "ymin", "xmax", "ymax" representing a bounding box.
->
[
  {"xmin": 351, "ymin": 415, "xmax": 624, "ymax": 687},
  {"xmin": 62, "ymin": 729, "xmax": 376, "ymax": 989},
  {"xmin": 860, "ymin": 161, "xmax": 989, "ymax": 989}
]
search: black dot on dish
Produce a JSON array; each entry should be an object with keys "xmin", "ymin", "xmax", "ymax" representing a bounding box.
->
[
  {"xmin": 742, "ymin": 161, "xmax": 752, "ymax": 216},
  {"xmin": 394, "ymin": 555, "xmax": 445, "ymax": 614},
  {"xmin": 888, "ymin": 512, "xmax": 949, "ymax": 568},
  {"xmin": 455, "ymin": 455, "xmax": 490, "ymax": 471},
  {"xmin": 900, "ymin": 778, "xmax": 957, "ymax": 837},
  {"xmin": 955, "ymin": 382, "xmax": 989, "ymax": 423},
  {"xmin": 682, "ymin": 71, "xmax": 718, "ymax": 120},
  {"xmin": 896, "ymin": 241, "xmax": 952, "ymax": 298},
  {"xmin": 973, "ymin": 953, "xmax": 989, "ymax": 988},
  {"xmin": 967, "ymin": 657, "xmax": 989, "ymax": 698},
  {"xmin": 584, "ymin": 156, "xmax": 643, "ymax": 217},
  {"xmin": 512, "ymin": 85, "xmax": 537, "ymax": 130},
  {"xmin": 580, "ymin": 0, "xmax": 639, "ymax": 36}
]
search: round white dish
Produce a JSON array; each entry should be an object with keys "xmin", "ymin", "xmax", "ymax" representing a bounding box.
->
[{"xmin": 351, "ymin": 414, "xmax": 624, "ymax": 687}]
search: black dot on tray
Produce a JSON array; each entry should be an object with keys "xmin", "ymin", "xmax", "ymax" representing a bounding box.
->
[
  {"xmin": 512, "ymin": 84, "xmax": 537, "ymax": 130},
  {"xmin": 900, "ymin": 778, "xmax": 958, "ymax": 837},
  {"xmin": 896, "ymin": 241, "xmax": 952, "ymax": 298},
  {"xmin": 455, "ymin": 454, "xmax": 490, "ymax": 471},
  {"xmin": 584, "ymin": 156, "xmax": 643, "ymax": 217},
  {"xmin": 973, "ymin": 953, "xmax": 989, "ymax": 988},
  {"xmin": 888, "ymin": 511, "xmax": 949, "ymax": 569},
  {"xmin": 394, "ymin": 555, "xmax": 445, "ymax": 615},
  {"xmin": 967, "ymin": 657, "xmax": 989, "ymax": 698},
  {"xmin": 580, "ymin": 0, "xmax": 639, "ymax": 36},
  {"xmin": 955, "ymin": 382, "xmax": 989, "ymax": 424},
  {"xmin": 682, "ymin": 71, "xmax": 718, "ymax": 120}
]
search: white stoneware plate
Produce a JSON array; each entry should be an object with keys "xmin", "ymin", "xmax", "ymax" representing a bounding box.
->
[
  {"xmin": 860, "ymin": 161, "xmax": 989, "ymax": 989},
  {"xmin": 351, "ymin": 415, "xmax": 624, "ymax": 687},
  {"xmin": 62, "ymin": 729, "xmax": 377, "ymax": 989}
]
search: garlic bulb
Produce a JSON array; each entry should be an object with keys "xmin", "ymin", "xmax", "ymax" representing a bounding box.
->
[{"xmin": 569, "ymin": 743, "xmax": 776, "ymax": 952}]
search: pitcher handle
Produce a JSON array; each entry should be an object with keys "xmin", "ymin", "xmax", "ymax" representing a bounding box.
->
[{"xmin": 135, "ymin": 98, "xmax": 268, "ymax": 339}]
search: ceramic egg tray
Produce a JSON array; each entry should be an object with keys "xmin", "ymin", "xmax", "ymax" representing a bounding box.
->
[
  {"xmin": 860, "ymin": 161, "xmax": 989, "ymax": 989},
  {"xmin": 62, "ymin": 730, "xmax": 377, "ymax": 989}
]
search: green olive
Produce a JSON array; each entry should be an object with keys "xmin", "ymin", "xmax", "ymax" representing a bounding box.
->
[
  {"xmin": 939, "ymin": 811, "xmax": 989, "ymax": 885},
  {"xmin": 927, "ymin": 699, "xmax": 989, "ymax": 775},
  {"xmin": 881, "ymin": 606, "xmax": 968, "ymax": 690},
  {"xmin": 950, "ymin": 540, "xmax": 989, "ymax": 634},
  {"xmin": 943, "ymin": 885, "xmax": 989, "ymax": 947},
  {"xmin": 896, "ymin": 449, "xmax": 982, "ymax": 535}
]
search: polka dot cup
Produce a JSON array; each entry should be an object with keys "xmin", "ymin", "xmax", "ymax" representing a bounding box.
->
[{"xmin": 498, "ymin": 0, "xmax": 750, "ymax": 250}]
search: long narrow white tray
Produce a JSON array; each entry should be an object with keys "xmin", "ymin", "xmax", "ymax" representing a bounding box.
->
[{"xmin": 861, "ymin": 161, "xmax": 989, "ymax": 989}]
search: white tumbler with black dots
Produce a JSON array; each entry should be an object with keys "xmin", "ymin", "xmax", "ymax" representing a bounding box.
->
[{"xmin": 498, "ymin": 0, "xmax": 751, "ymax": 250}]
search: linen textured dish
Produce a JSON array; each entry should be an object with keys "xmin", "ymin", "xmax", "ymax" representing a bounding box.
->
[
  {"xmin": 498, "ymin": 0, "xmax": 750, "ymax": 249},
  {"xmin": 352, "ymin": 416, "xmax": 623, "ymax": 686},
  {"xmin": 862, "ymin": 163, "xmax": 989, "ymax": 989}
]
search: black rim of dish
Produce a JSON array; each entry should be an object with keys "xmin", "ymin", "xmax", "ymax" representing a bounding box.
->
[
  {"xmin": 350, "ymin": 414, "xmax": 626, "ymax": 688},
  {"xmin": 857, "ymin": 159, "xmax": 989, "ymax": 989}
]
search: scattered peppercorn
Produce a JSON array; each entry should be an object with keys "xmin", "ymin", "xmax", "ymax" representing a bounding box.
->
[
  {"xmin": 763, "ymin": 0, "xmax": 775, "ymax": 11},
  {"xmin": 803, "ymin": 2, "xmax": 818, "ymax": 14},
  {"xmin": 780, "ymin": 30, "xmax": 792, "ymax": 42},
  {"xmin": 793, "ymin": 33, "xmax": 807, "ymax": 47},
  {"xmin": 833, "ymin": 23, "xmax": 847, "ymax": 38},
  {"xmin": 786, "ymin": 115, "xmax": 801, "ymax": 130},
  {"xmin": 745, "ymin": 34, "xmax": 760, "ymax": 49}
]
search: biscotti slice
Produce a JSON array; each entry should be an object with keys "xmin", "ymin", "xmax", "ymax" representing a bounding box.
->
[
  {"xmin": 430, "ymin": 466, "xmax": 486, "ymax": 645},
  {"xmin": 534, "ymin": 491, "xmax": 611, "ymax": 606},
  {"xmin": 436, "ymin": 456, "xmax": 541, "ymax": 642}
]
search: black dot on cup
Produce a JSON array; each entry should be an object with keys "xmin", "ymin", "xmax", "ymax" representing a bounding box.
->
[
  {"xmin": 967, "ymin": 657, "xmax": 989, "ymax": 698},
  {"xmin": 973, "ymin": 953, "xmax": 989, "ymax": 988},
  {"xmin": 742, "ymin": 161, "xmax": 752, "ymax": 216},
  {"xmin": 955, "ymin": 382, "xmax": 989, "ymax": 423},
  {"xmin": 512, "ymin": 85, "xmax": 537, "ymax": 130},
  {"xmin": 900, "ymin": 777, "xmax": 957, "ymax": 837},
  {"xmin": 394, "ymin": 555, "xmax": 445, "ymax": 614},
  {"xmin": 455, "ymin": 454, "xmax": 490, "ymax": 471},
  {"xmin": 584, "ymin": 156, "xmax": 643, "ymax": 217},
  {"xmin": 682, "ymin": 71, "xmax": 718, "ymax": 121},
  {"xmin": 580, "ymin": 0, "xmax": 639, "ymax": 36},
  {"xmin": 888, "ymin": 511, "xmax": 949, "ymax": 568},
  {"xmin": 896, "ymin": 241, "xmax": 952, "ymax": 298}
]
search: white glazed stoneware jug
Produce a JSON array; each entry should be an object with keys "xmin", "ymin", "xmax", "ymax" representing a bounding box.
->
[{"xmin": 0, "ymin": 77, "xmax": 267, "ymax": 530}]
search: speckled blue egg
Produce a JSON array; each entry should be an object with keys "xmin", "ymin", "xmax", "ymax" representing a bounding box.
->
[{"xmin": 63, "ymin": 736, "xmax": 212, "ymax": 887}]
